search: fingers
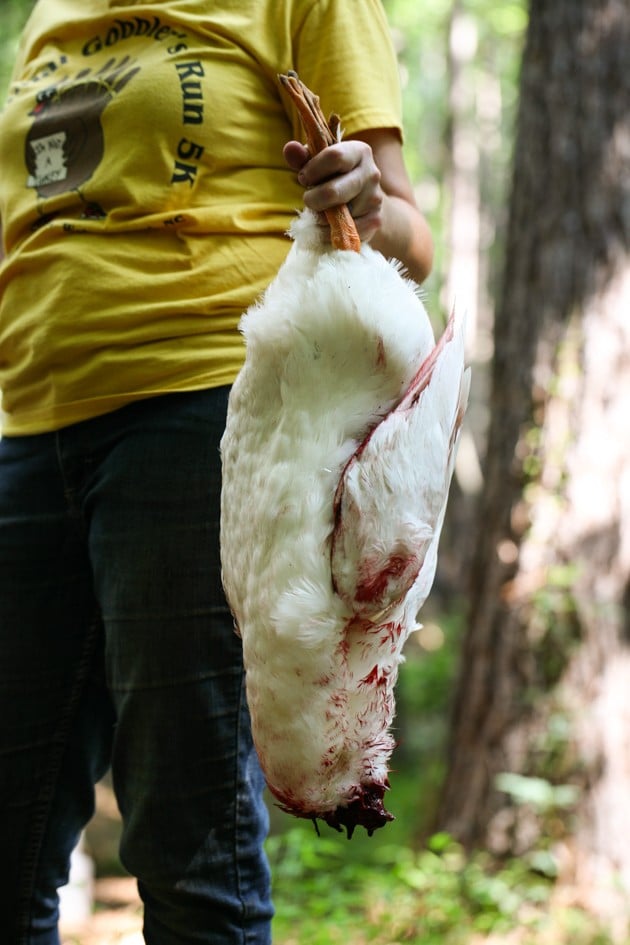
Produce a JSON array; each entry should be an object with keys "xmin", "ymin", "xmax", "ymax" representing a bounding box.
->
[
  {"xmin": 304, "ymin": 141, "xmax": 384, "ymax": 242},
  {"xmin": 283, "ymin": 138, "xmax": 385, "ymax": 243}
]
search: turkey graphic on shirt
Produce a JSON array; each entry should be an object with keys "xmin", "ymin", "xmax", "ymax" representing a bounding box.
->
[{"xmin": 25, "ymin": 56, "xmax": 140, "ymax": 210}]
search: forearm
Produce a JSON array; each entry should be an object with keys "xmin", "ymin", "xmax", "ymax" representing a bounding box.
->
[{"xmin": 371, "ymin": 191, "xmax": 434, "ymax": 284}]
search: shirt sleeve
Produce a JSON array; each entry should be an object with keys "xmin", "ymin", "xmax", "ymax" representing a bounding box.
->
[{"xmin": 289, "ymin": 0, "xmax": 403, "ymax": 142}]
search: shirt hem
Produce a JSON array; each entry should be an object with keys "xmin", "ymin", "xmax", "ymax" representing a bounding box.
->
[{"xmin": 0, "ymin": 372, "xmax": 240, "ymax": 436}]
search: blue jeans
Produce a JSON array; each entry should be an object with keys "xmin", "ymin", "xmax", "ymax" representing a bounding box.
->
[{"xmin": 0, "ymin": 389, "xmax": 272, "ymax": 945}]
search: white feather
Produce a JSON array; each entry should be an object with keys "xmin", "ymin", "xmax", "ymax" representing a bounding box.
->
[{"xmin": 220, "ymin": 210, "xmax": 469, "ymax": 834}]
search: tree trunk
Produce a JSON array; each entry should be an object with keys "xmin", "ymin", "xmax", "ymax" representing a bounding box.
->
[{"xmin": 437, "ymin": 0, "xmax": 630, "ymax": 919}]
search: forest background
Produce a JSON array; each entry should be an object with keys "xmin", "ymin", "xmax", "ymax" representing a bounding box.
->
[{"xmin": 1, "ymin": 1, "xmax": 629, "ymax": 944}]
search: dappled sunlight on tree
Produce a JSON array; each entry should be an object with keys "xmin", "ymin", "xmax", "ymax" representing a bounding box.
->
[{"xmin": 438, "ymin": 0, "xmax": 630, "ymax": 934}]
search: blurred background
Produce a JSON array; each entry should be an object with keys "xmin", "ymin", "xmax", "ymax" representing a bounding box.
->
[{"xmin": 2, "ymin": 1, "xmax": 629, "ymax": 943}]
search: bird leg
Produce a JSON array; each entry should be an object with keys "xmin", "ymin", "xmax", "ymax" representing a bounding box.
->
[{"xmin": 279, "ymin": 71, "xmax": 361, "ymax": 253}]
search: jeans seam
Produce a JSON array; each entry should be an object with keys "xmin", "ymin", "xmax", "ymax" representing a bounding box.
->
[
  {"xmin": 234, "ymin": 671, "xmax": 247, "ymax": 945},
  {"xmin": 54, "ymin": 428, "xmax": 90, "ymax": 541}
]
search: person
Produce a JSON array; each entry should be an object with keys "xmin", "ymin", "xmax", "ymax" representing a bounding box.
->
[{"xmin": 0, "ymin": 1, "xmax": 433, "ymax": 943}]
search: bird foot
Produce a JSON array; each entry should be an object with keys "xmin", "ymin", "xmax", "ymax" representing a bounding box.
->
[
  {"xmin": 322, "ymin": 783, "xmax": 395, "ymax": 839},
  {"xmin": 278, "ymin": 71, "xmax": 361, "ymax": 253}
]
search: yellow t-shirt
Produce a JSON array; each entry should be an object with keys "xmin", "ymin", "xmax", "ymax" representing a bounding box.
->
[{"xmin": 0, "ymin": 0, "xmax": 403, "ymax": 435}]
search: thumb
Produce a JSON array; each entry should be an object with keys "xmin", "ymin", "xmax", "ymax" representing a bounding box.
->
[{"xmin": 283, "ymin": 140, "xmax": 310, "ymax": 172}]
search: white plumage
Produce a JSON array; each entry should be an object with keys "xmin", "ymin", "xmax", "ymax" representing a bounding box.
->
[{"xmin": 220, "ymin": 201, "xmax": 470, "ymax": 835}]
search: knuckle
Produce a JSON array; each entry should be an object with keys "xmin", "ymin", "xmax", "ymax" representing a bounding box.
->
[
  {"xmin": 368, "ymin": 189, "xmax": 383, "ymax": 211},
  {"xmin": 325, "ymin": 144, "xmax": 347, "ymax": 172},
  {"xmin": 362, "ymin": 209, "xmax": 383, "ymax": 238},
  {"xmin": 305, "ymin": 179, "xmax": 342, "ymax": 210},
  {"xmin": 321, "ymin": 180, "xmax": 342, "ymax": 205},
  {"xmin": 369, "ymin": 163, "xmax": 382, "ymax": 186}
]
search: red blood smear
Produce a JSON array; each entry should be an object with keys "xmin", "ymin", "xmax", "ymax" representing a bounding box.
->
[{"xmin": 355, "ymin": 553, "xmax": 411, "ymax": 604}]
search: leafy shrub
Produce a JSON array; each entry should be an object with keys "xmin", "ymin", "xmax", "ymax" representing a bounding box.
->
[{"xmin": 267, "ymin": 825, "xmax": 613, "ymax": 945}]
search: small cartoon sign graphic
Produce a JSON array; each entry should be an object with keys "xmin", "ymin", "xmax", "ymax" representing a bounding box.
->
[{"xmin": 25, "ymin": 56, "xmax": 140, "ymax": 202}]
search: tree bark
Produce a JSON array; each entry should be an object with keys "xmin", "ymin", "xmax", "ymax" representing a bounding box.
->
[{"xmin": 437, "ymin": 0, "xmax": 630, "ymax": 916}]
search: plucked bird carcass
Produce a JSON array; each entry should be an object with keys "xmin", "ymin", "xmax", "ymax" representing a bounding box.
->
[{"xmin": 220, "ymin": 73, "xmax": 470, "ymax": 837}]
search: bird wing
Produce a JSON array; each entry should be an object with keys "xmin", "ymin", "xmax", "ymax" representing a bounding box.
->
[{"xmin": 331, "ymin": 308, "xmax": 470, "ymax": 619}]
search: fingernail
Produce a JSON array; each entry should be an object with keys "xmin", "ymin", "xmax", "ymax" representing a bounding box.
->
[{"xmin": 298, "ymin": 171, "xmax": 306, "ymax": 185}]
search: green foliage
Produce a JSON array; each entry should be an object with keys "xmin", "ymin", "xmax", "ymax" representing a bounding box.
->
[
  {"xmin": 267, "ymin": 825, "xmax": 613, "ymax": 945},
  {"xmin": 495, "ymin": 772, "xmax": 580, "ymax": 816},
  {"xmin": 382, "ymin": 0, "xmax": 528, "ymax": 306},
  {"xmin": 528, "ymin": 563, "xmax": 582, "ymax": 689},
  {"xmin": 389, "ymin": 609, "xmax": 464, "ymax": 835},
  {"xmin": 398, "ymin": 612, "xmax": 461, "ymax": 718},
  {"xmin": 0, "ymin": 0, "xmax": 34, "ymax": 104}
]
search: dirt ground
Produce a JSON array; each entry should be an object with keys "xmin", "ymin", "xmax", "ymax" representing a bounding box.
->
[
  {"xmin": 60, "ymin": 877, "xmax": 143, "ymax": 945},
  {"xmin": 59, "ymin": 780, "xmax": 143, "ymax": 945}
]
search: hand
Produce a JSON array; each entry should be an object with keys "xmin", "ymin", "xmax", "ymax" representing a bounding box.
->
[
  {"xmin": 284, "ymin": 128, "xmax": 434, "ymax": 284},
  {"xmin": 283, "ymin": 138, "xmax": 385, "ymax": 245}
]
